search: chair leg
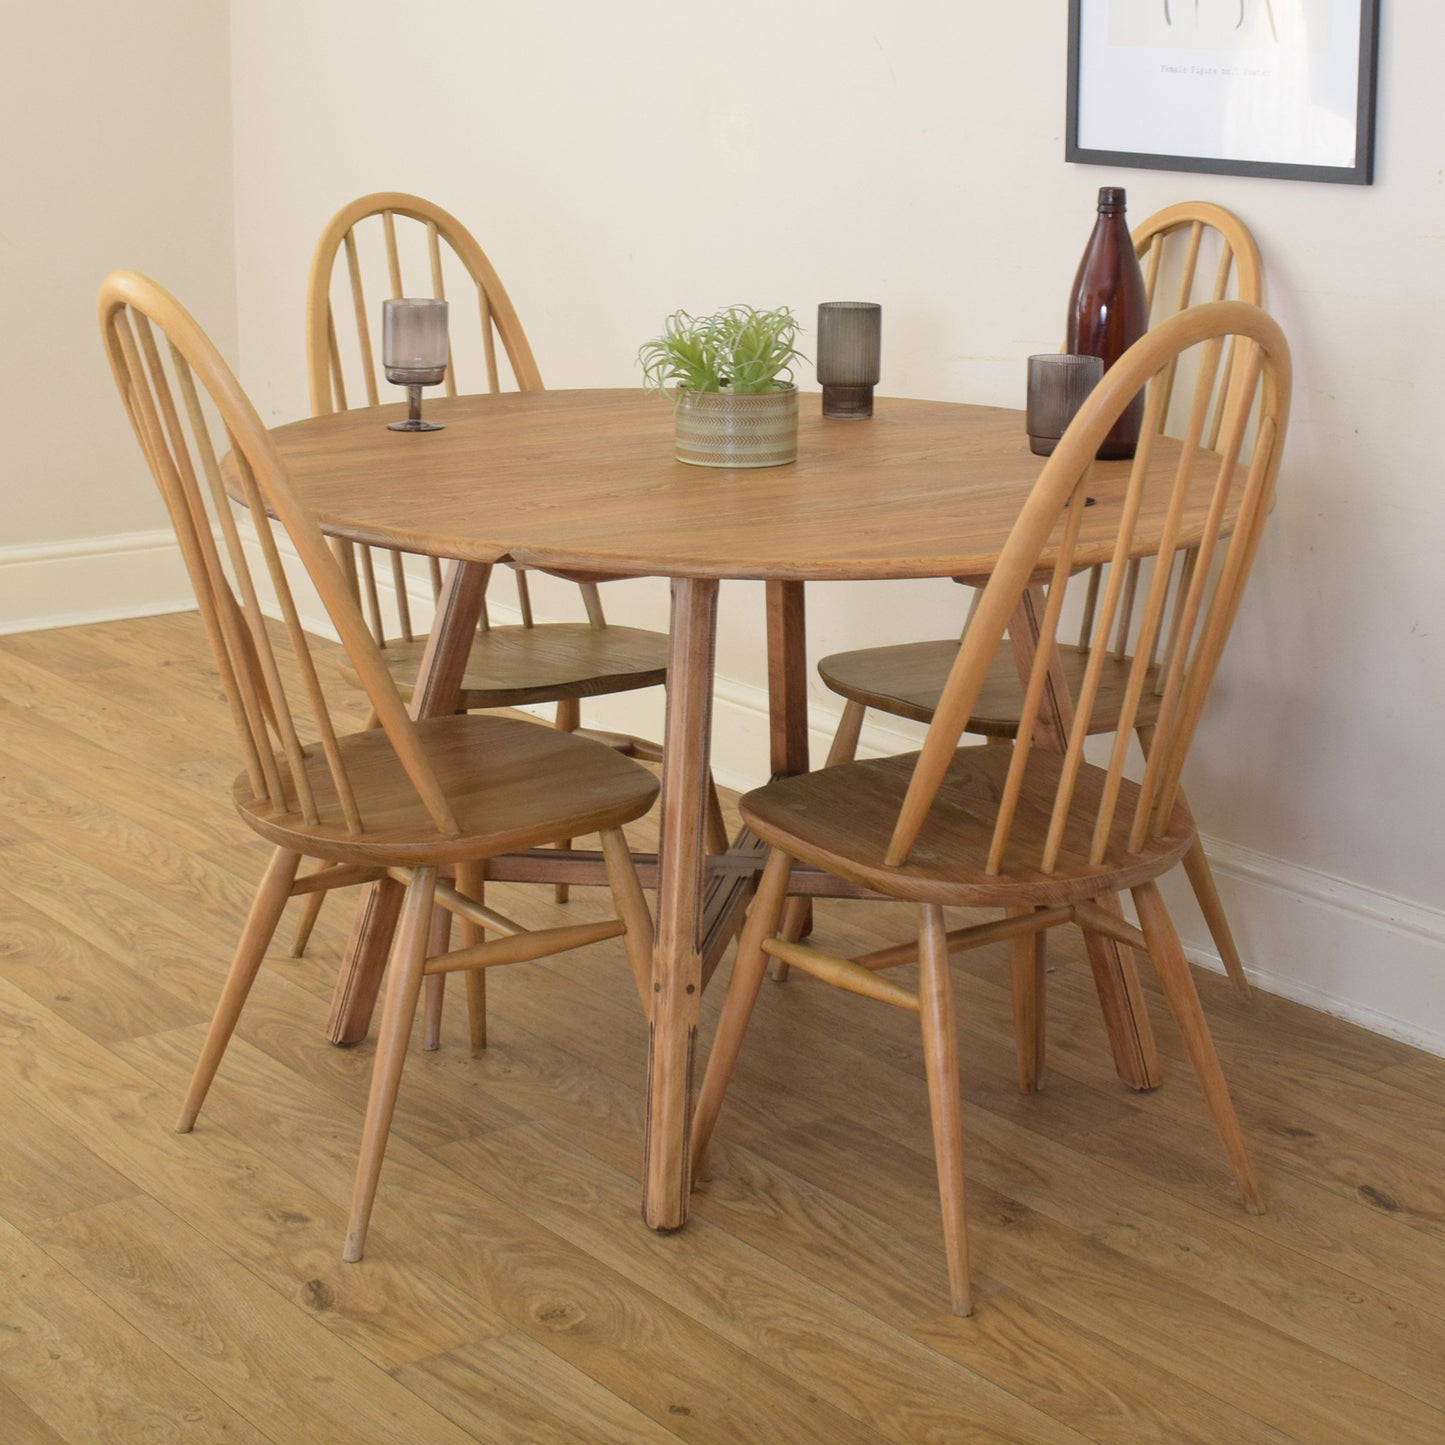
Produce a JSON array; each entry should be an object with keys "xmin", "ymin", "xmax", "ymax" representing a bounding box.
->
[
  {"xmin": 827, "ymin": 699, "xmax": 867, "ymax": 766},
  {"xmin": 600, "ymin": 828, "xmax": 656, "ymax": 1016},
  {"xmin": 345, "ymin": 867, "xmax": 436, "ymax": 1262},
  {"xmin": 1080, "ymin": 893, "xmax": 1163, "ymax": 1091},
  {"xmin": 178, "ymin": 847, "xmax": 301, "ymax": 1132},
  {"xmin": 1132, "ymin": 880, "xmax": 1264, "ymax": 1215},
  {"xmin": 455, "ymin": 860, "xmax": 488, "ymax": 1050},
  {"xmin": 422, "ymin": 976, "xmax": 445, "ymax": 1051},
  {"xmin": 1008, "ymin": 911, "xmax": 1047, "ymax": 1094},
  {"xmin": 553, "ymin": 698, "xmax": 582, "ymax": 902},
  {"xmin": 704, "ymin": 778, "xmax": 730, "ymax": 857},
  {"xmin": 1181, "ymin": 837, "xmax": 1250, "ymax": 999},
  {"xmin": 421, "ymin": 905, "xmax": 453, "ymax": 1051},
  {"xmin": 770, "ymin": 702, "xmax": 862, "ymax": 982},
  {"xmin": 768, "ymin": 894, "xmax": 812, "ymax": 983},
  {"xmin": 1137, "ymin": 726, "xmax": 1249, "ymax": 999},
  {"xmin": 288, "ymin": 881, "xmax": 327, "ymax": 958},
  {"xmin": 463, "ymin": 971, "xmax": 487, "ymax": 1051},
  {"xmin": 918, "ymin": 903, "xmax": 972, "ymax": 1317},
  {"xmin": 690, "ymin": 849, "xmax": 794, "ymax": 1179}
]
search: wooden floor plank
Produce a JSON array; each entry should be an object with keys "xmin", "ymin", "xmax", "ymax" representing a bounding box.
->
[
  {"xmin": 3, "ymin": 613, "xmax": 1444, "ymax": 1443},
  {"xmin": 30, "ymin": 1197, "xmax": 484, "ymax": 1445},
  {"xmin": 1078, "ymin": 1107, "xmax": 1445, "ymax": 1314},
  {"xmin": 0, "ymin": 1213, "xmax": 271, "ymax": 1444},
  {"xmin": 1375, "ymin": 1053, "xmax": 1445, "ymax": 1094},
  {"xmin": 0, "ymin": 874, "xmax": 205, "ymax": 1045},
  {"xmin": 436, "ymin": 1124, "xmax": 1096, "ymax": 1445},
  {"xmin": 687, "ymin": 1136, "xmax": 1294, "ymax": 1444},
  {"xmin": 0, "ymin": 696, "xmax": 228, "ymax": 855},
  {"xmin": 0, "ymin": 1380, "xmax": 71, "ymax": 1445},
  {"xmin": 0, "ymin": 752, "xmax": 261, "ymax": 947},
  {"xmin": 0, "ymin": 642, "xmax": 236, "ymax": 777},
  {"xmin": 0, "ymin": 982, "xmax": 507, "ymax": 1375},
  {"xmin": 0, "ymin": 1089, "xmax": 138, "ymax": 1231},
  {"xmin": 113, "ymin": 1011, "xmax": 904, "ymax": 1444},
  {"xmin": 395, "ymin": 1335, "xmax": 687, "ymax": 1445},
  {"xmin": 124, "ymin": 998, "xmax": 495, "ymax": 1158},
  {"xmin": 951, "ymin": 912, "xmax": 1427, "ymax": 1077},
  {"xmin": 749, "ymin": 1114, "xmax": 1445, "ymax": 1445},
  {"xmin": 961, "ymin": 1107, "xmax": 1445, "ymax": 1409}
]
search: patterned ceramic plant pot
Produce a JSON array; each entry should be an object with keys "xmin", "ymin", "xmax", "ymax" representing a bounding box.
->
[{"xmin": 674, "ymin": 385, "xmax": 798, "ymax": 468}]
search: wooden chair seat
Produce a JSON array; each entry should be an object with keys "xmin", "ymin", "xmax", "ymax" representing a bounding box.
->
[
  {"xmin": 818, "ymin": 640, "xmax": 1161, "ymax": 736},
  {"xmin": 348, "ymin": 622, "xmax": 669, "ymax": 710},
  {"xmin": 238, "ymin": 713, "xmax": 658, "ymax": 865},
  {"xmin": 742, "ymin": 746, "xmax": 1191, "ymax": 907}
]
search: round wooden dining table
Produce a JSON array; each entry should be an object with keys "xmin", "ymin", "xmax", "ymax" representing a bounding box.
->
[{"xmin": 266, "ymin": 387, "xmax": 1227, "ymax": 1231}]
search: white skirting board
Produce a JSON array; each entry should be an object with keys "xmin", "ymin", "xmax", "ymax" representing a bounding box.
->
[
  {"xmin": 5, "ymin": 526, "xmax": 1441, "ymax": 1058},
  {"xmin": 1152, "ymin": 842, "xmax": 1445, "ymax": 1058},
  {"xmin": 0, "ymin": 530, "xmax": 195, "ymax": 636}
]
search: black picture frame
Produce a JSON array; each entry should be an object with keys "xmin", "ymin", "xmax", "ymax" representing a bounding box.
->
[{"xmin": 1066, "ymin": 0, "xmax": 1380, "ymax": 185}]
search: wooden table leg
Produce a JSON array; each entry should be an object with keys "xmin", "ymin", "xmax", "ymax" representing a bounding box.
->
[
  {"xmin": 1008, "ymin": 587, "xmax": 1162, "ymax": 1092},
  {"xmin": 766, "ymin": 580, "xmax": 810, "ymax": 777},
  {"xmin": 326, "ymin": 875, "xmax": 404, "ymax": 1045},
  {"xmin": 697, "ymin": 580, "xmax": 813, "ymax": 980},
  {"xmin": 324, "ymin": 560, "xmax": 491, "ymax": 1045},
  {"xmin": 1081, "ymin": 903, "xmax": 1161, "ymax": 1089},
  {"xmin": 643, "ymin": 575, "xmax": 719, "ymax": 1230},
  {"xmin": 766, "ymin": 579, "xmax": 816, "ymax": 949}
]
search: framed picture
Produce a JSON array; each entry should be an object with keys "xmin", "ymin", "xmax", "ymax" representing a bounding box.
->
[{"xmin": 1066, "ymin": 0, "xmax": 1380, "ymax": 185}]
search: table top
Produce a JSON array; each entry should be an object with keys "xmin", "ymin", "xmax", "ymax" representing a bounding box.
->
[{"xmin": 267, "ymin": 388, "xmax": 1226, "ymax": 582}]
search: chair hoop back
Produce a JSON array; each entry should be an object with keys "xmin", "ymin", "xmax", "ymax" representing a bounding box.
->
[
  {"xmin": 1064, "ymin": 203, "xmax": 1267, "ymax": 663},
  {"xmin": 886, "ymin": 300, "xmax": 1291, "ymax": 874},
  {"xmin": 1135, "ymin": 202, "xmax": 1263, "ymax": 310},
  {"xmin": 99, "ymin": 269, "xmax": 461, "ymax": 838},
  {"xmin": 1134, "ymin": 202, "xmax": 1263, "ymax": 449},
  {"xmin": 305, "ymin": 193, "xmax": 609, "ymax": 645},
  {"xmin": 306, "ymin": 191, "xmax": 542, "ymax": 416}
]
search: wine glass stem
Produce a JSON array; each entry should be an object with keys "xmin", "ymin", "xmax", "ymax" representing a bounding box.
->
[{"xmin": 407, "ymin": 383, "xmax": 423, "ymax": 426}]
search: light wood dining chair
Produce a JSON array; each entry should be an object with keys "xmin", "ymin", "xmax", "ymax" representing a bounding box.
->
[
  {"xmin": 299, "ymin": 192, "xmax": 679, "ymax": 941},
  {"xmin": 812, "ymin": 203, "xmax": 1264, "ymax": 1008},
  {"xmin": 693, "ymin": 300, "xmax": 1291, "ymax": 1315},
  {"xmin": 100, "ymin": 269, "xmax": 660, "ymax": 1262},
  {"xmin": 305, "ymin": 192, "xmax": 670, "ymax": 731}
]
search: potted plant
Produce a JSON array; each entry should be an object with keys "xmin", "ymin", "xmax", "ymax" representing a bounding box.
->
[{"xmin": 638, "ymin": 304, "xmax": 805, "ymax": 468}]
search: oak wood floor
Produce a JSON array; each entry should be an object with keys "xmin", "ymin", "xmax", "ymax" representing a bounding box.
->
[{"xmin": 1, "ymin": 611, "xmax": 1443, "ymax": 1443}]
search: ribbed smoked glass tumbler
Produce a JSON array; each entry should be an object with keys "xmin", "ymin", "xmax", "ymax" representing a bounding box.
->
[{"xmin": 816, "ymin": 301, "xmax": 882, "ymax": 419}]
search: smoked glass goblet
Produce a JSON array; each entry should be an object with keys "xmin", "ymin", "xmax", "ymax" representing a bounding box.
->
[{"xmin": 383, "ymin": 298, "xmax": 449, "ymax": 432}]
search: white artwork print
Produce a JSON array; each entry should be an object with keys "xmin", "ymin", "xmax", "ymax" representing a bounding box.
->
[{"xmin": 1076, "ymin": 0, "xmax": 1363, "ymax": 170}]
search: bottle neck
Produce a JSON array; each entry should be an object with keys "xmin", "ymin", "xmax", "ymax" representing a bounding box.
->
[{"xmin": 1096, "ymin": 185, "xmax": 1127, "ymax": 218}]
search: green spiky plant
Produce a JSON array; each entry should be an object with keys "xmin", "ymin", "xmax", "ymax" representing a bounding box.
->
[{"xmin": 638, "ymin": 304, "xmax": 805, "ymax": 396}]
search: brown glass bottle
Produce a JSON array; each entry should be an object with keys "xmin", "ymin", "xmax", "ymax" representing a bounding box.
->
[{"xmin": 1066, "ymin": 186, "xmax": 1148, "ymax": 460}]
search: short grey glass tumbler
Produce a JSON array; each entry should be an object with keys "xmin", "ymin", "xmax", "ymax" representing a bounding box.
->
[
  {"xmin": 817, "ymin": 302, "xmax": 882, "ymax": 419},
  {"xmin": 1026, "ymin": 353, "xmax": 1103, "ymax": 456}
]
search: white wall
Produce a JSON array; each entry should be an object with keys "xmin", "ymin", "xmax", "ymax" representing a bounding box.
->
[
  {"xmin": 0, "ymin": 1, "xmax": 234, "ymax": 630},
  {"xmin": 223, "ymin": 2, "xmax": 1445, "ymax": 1050},
  {"xmin": 11, "ymin": 3, "xmax": 1441, "ymax": 1051}
]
